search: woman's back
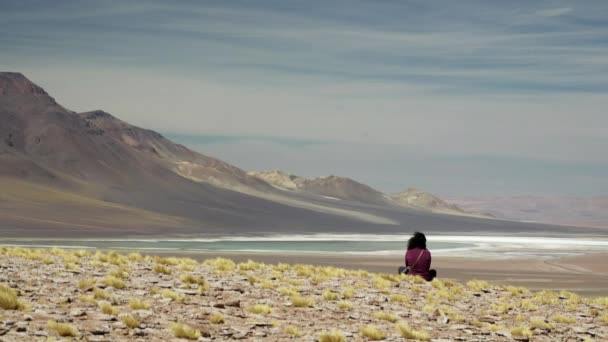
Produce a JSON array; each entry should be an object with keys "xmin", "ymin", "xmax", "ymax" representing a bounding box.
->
[{"xmin": 405, "ymin": 247, "xmax": 432, "ymax": 280}]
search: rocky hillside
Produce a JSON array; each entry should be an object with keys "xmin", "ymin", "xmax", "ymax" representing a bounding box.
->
[
  {"xmin": 248, "ymin": 170, "xmax": 387, "ymax": 205},
  {"xmin": 1, "ymin": 247, "xmax": 606, "ymax": 341},
  {"xmin": 249, "ymin": 170, "xmax": 478, "ymax": 215},
  {"xmin": 390, "ymin": 189, "xmax": 486, "ymax": 217}
]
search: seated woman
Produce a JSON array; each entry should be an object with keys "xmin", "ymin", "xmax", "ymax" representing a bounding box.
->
[{"xmin": 401, "ymin": 232, "xmax": 437, "ymax": 281}]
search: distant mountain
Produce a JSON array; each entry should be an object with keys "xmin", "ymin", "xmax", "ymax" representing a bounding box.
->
[
  {"xmin": 447, "ymin": 195, "xmax": 608, "ymax": 228},
  {"xmin": 389, "ymin": 188, "xmax": 485, "ymax": 217},
  {"xmin": 248, "ymin": 170, "xmax": 485, "ymax": 216},
  {"xmin": 248, "ymin": 170, "xmax": 387, "ymax": 205},
  {"xmin": 0, "ymin": 72, "xmax": 595, "ymax": 237}
]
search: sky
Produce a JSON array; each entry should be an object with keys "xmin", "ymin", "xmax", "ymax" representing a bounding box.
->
[{"xmin": 1, "ymin": 0, "xmax": 607, "ymax": 196}]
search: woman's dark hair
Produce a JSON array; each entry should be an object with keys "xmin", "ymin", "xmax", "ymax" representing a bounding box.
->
[{"xmin": 407, "ymin": 232, "xmax": 427, "ymax": 250}]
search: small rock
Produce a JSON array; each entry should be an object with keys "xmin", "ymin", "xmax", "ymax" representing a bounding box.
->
[
  {"xmin": 69, "ymin": 309, "xmax": 86, "ymax": 317},
  {"xmin": 90, "ymin": 325, "xmax": 112, "ymax": 335}
]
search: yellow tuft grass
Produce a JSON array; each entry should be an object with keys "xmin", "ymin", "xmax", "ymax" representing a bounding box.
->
[
  {"xmin": 511, "ymin": 326, "xmax": 533, "ymax": 339},
  {"xmin": 129, "ymin": 298, "xmax": 151, "ymax": 310},
  {"xmin": 319, "ymin": 329, "xmax": 346, "ymax": 342},
  {"xmin": 121, "ymin": 315, "xmax": 140, "ymax": 329},
  {"xmin": 390, "ymin": 294, "xmax": 409, "ymax": 304},
  {"xmin": 154, "ymin": 264, "xmax": 172, "ymax": 275},
  {"xmin": 374, "ymin": 311, "xmax": 398, "ymax": 323},
  {"xmin": 294, "ymin": 264, "xmax": 314, "ymax": 277},
  {"xmin": 102, "ymin": 275, "xmax": 126, "ymax": 289},
  {"xmin": 284, "ymin": 325, "xmax": 302, "ymax": 336},
  {"xmin": 278, "ymin": 287, "xmax": 299, "ymax": 297},
  {"xmin": 275, "ymin": 263, "xmax": 291, "ymax": 272},
  {"xmin": 291, "ymin": 295, "xmax": 314, "ymax": 308},
  {"xmin": 248, "ymin": 304, "xmax": 272, "ymax": 315},
  {"xmin": 520, "ymin": 299, "xmax": 539, "ymax": 311},
  {"xmin": 341, "ymin": 287, "xmax": 355, "ymax": 299},
  {"xmin": 209, "ymin": 313, "xmax": 225, "ymax": 324},
  {"xmin": 127, "ymin": 252, "xmax": 143, "ymax": 262},
  {"xmin": 172, "ymin": 323, "xmax": 201, "ymax": 340},
  {"xmin": 261, "ymin": 280, "xmax": 275, "ymax": 290},
  {"xmin": 93, "ymin": 287, "xmax": 111, "ymax": 300},
  {"xmin": 530, "ymin": 318, "xmax": 556, "ymax": 330},
  {"xmin": 396, "ymin": 323, "xmax": 431, "ymax": 341},
  {"xmin": 0, "ymin": 283, "xmax": 25, "ymax": 310},
  {"xmin": 466, "ymin": 279, "xmax": 490, "ymax": 292},
  {"xmin": 238, "ymin": 260, "xmax": 264, "ymax": 271},
  {"xmin": 99, "ymin": 302, "xmax": 119, "ymax": 315},
  {"xmin": 360, "ymin": 325, "xmax": 385, "ymax": 340},
  {"xmin": 180, "ymin": 273, "xmax": 207, "ymax": 285},
  {"xmin": 248, "ymin": 275, "xmax": 259, "ymax": 285},
  {"xmin": 338, "ymin": 301, "xmax": 352, "ymax": 310},
  {"xmin": 323, "ymin": 289, "xmax": 339, "ymax": 301},
  {"xmin": 197, "ymin": 283, "xmax": 210, "ymax": 294},
  {"xmin": 64, "ymin": 262, "xmax": 79, "ymax": 271},
  {"xmin": 203, "ymin": 257, "xmax": 235, "ymax": 272},
  {"xmin": 601, "ymin": 312, "xmax": 608, "ymax": 324},
  {"xmin": 79, "ymin": 295, "xmax": 97, "ymax": 305},
  {"xmin": 48, "ymin": 320, "xmax": 79, "ymax": 337},
  {"xmin": 161, "ymin": 289, "xmax": 185, "ymax": 302},
  {"xmin": 78, "ymin": 278, "xmax": 96, "ymax": 290},
  {"xmin": 109, "ymin": 269, "xmax": 129, "ymax": 279},
  {"xmin": 550, "ymin": 314, "xmax": 576, "ymax": 324},
  {"xmin": 282, "ymin": 277, "xmax": 306, "ymax": 286}
]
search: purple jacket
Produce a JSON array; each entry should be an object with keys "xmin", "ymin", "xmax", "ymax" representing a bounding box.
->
[{"xmin": 405, "ymin": 248, "xmax": 432, "ymax": 280}]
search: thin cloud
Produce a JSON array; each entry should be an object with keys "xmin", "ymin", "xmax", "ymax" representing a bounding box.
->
[{"xmin": 536, "ymin": 7, "xmax": 573, "ymax": 17}]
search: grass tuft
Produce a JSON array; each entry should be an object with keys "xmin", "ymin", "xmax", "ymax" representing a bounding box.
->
[
  {"xmin": 550, "ymin": 313, "xmax": 576, "ymax": 324},
  {"xmin": 466, "ymin": 279, "xmax": 491, "ymax": 292},
  {"xmin": 396, "ymin": 323, "xmax": 431, "ymax": 341},
  {"xmin": 129, "ymin": 298, "xmax": 151, "ymax": 310},
  {"xmin": 323, "ymin": 289, "xmax": 339, "ymax": 301},
  {"xmin": 209, "ymin": 313, "xmax": 225, "ymax": 324},
  {"xmin": 511, "ymin": 326, "xmax": 533, "ymax": 339},
  {"xmin": 291, "ymin": 295, "xmax": 315, "ymax": 308},
  {"xmin": 0, "ymin": 283, "xmax": 25, "ymax": 310},
  {"xmin": 374, "ymin": 311, "xmax": 398, "ymax": 323},
  {"xmin": 390, "ymin": 294, "xmax": 409, "ymax": 304},
  {"xmin": 180, "ymin": 273, "xmax": 206, "ymax": 285},
  {"xmin": 337, "ymin": 301, "xmax": 352, "ymax": 310},
  {"xmin": 99, "ymin": 302, "xmax": 119, "ymax": 315},
  {"xmin": 78, "ymin": 278, "xmax": 96, "ymax": 290},
  {"xmin": 360, "ymin": 325, "xmax": 386, "ymax": 340},
  {"xmin": 121, "ymin": 315, "xmax": 140, "ymax": 329},
  {"xmin": 161, "ymin": 289, "xmax": 185, "ymax": 302},
  {"xmin": 530, "ymin": 318, "xmax": 556, "ymax": 330},
  {"xmin": 93, "ymin": 287, "xmax": 111, "ymax": 300},
  {"xmin": 284, "ymin": 325, "xmax": 302, "ymax": 336},
  {"xmin": 48, "ymin": 320, "xmax": 79, "ymax": 337},
  {"xmin": 154, "ymin": 264, "xmax": 172, "ymax": 275},
  {"xmin": 319, "ymin": 329, "xmax": 346, "ymax": 342},
  {"xmin": 172, "ymin": 323, "xmax": 201, "ymax": 340},
  {"xmin": 247, "ymin": 304, "xmax": 272, "ymax": 315},
  {"xmin": 102, "ymin": 275, "xmax": 126, "ymax": 289}
]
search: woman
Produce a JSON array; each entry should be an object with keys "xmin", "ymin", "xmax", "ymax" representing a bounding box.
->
[{"xmin": 403, "ymin": 232, "xmax": 436, "ymax": 281}]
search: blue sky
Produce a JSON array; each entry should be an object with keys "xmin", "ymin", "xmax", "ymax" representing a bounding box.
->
[{"xmin": 1, "ymin": 0, "xmax": 607, "ymax": 195}]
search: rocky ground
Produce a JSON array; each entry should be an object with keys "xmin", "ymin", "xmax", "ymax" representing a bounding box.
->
[{"xmin": 0, "ymin": 247, "xmax": 606, "ymax": 341}]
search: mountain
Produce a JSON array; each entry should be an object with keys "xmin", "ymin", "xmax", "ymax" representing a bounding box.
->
[
  {"xmin": 0, "ymin": 72, "xmax": 599, "ymax": 238},
  {"xmin": 389, "ymin": 188, "xmax": 485, "ymax": 217},
  {"xmin": 248, "ymin": 170, "xmax": 387, "ymax": 205},
  {"xmin": 250, "ymin": 171, "xmax": 488, "ymax": 217}
]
